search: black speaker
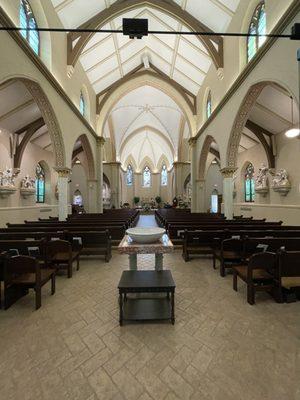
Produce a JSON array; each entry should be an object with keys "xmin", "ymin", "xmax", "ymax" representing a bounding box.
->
[
  {"xmin": 291, "ymin": 23, "xmax": 300, "ymax": 40},
  {"xmin": 123, "ymin": 18, "xmax": 148, "ymax": 39}
]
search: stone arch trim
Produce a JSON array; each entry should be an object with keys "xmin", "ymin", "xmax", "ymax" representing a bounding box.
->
[
  {"xmin": 20, "ymin": 78, "xmax": 66, "ymax": 167},
  {"xmin": 198, "ymin": 135, "xmax": 217, "ymax": 180},
  {"xmin": 68, "ymin": 0, "xmax": 223, "ymax": 70},
  {"xmin": 73, "ymin": 134, "xmax": 96, "ymax": 180}
]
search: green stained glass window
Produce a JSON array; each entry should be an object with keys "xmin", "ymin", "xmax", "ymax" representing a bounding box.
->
[
  {"xmin": 20, "ymin": 0, "xmax": 40, "ymax": 55},
  {"xmin": 245, "ymin": 163, "xmax": 255, "ymax": 202},
  {"xmin": 36, "ymin": 163, "xmax": 45, "ymax": 203},
  {"xmin": 247, "ymin": 2, "xmax": 266, "ymax": 63}
]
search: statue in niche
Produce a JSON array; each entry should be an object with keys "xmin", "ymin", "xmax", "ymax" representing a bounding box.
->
[
  {"xmin": 255, "ymin": 164, "xmax": 269, "ymax": 189},
  {"xmin": 272, "ymin": 169, "xmax": 290, "ymax": 188},
  {"xmin": 0, "ymin": 167, "xmax": 16, "ymax": 187},
  {"xmin": 21, "ymin": 175, "xmax": 35, "ymax": 189}
]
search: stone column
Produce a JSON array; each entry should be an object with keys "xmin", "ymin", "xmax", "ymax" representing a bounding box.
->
[
  {"xmin": 55, "ymin": 167, "xmax": 71, "ymax": 221},
  {"xmin": 221, "ymin": 167, "xmax": 237, "ymax": 219},
  {"xmin": 196, "ymin": 179, "xmax": 206, "ymax": 212},
  {"xmin": 189, "ymin": 138, "xmax": 198, "ymax": 213},
  {"xmin": 96, "ymin": 137, "xmax": 105, "ymax": 213},
  {"xmin": 87, "ymin": 179, "xmax": 97, "ymax": 213},
  {"xmin": 109, "ymin": 162, "xmax": 122, "ymax": 208}
]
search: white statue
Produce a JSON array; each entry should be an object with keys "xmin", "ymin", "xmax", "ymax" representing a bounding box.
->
[
  {"xmin": 255, "ymin": 164, "xmax": 269, "ymax": 189},
  {"xmin": 272, "ymin": 169, "xmax": 290, "ymax": 187},
  {"xmin": 0, "ymin": 167, "xmax": 16, "ymax": 187},
  {"xmin": 21, "ymin": 175, "xmax": 35, "ymax": 189}
]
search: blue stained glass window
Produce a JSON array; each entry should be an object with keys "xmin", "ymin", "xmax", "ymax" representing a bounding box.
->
[
  {"xmin": 35, "ymin": 163, "xmax": 45, "ymax": 203},
  {"xmin": 206, "ymin": 91, "xmax": 212, "ymax": 119},
  {"xmin": 126, "ymin": 165, "xmax": 133, "ymax": 186},
  {"xmin": 79, "ymin": 92, "xmax": 85, "ymax": 116},
  {"xmin": 245, "ymin": 163, "xmax": 255, "ymax": 202},
  {"xmin": 143, "ymin": 166, "xmax": 151, "ymax": 188},
  {"xmin": 20, "ymin": 0, "xmax": 40, "ymax": 55},
  {"xmin": 247, "ymin": 2, "xmax": 266, "ymax": 62},
  {"xmin": 161, "ymin": 164, "xmax": 168, "ymax": 186}
]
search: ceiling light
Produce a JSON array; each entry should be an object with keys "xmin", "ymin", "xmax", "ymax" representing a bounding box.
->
[
  {"xmin": 285, "ymin": 128, "xmax": 300, "ymax": 138},
  {"xmin": 285, "ymin": 96, "xmax": 300, "ymax": 138},
  {"xmin": 212, "ymin": 159, "xmax": 217, "ymax": 164},
  {"xmin": 123, "ymin": 18, "xmax": 148, "ymax": 39},
  {"xmin": 75, "ymin": 159, "xmax": 81, "ymax": 164}
]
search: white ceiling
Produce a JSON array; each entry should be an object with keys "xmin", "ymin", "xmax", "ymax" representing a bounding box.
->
[
  {"xmin": 52, "ymin": 0, "xmax": 241, "ymax": 95},
  {"xmin": 104, "ymin": 85, "xmax": 188, "ymax": 168}
]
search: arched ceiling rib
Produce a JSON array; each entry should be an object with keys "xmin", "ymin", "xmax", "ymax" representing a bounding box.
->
[{"xmin": 52, "ymin": 0, "xmax": 241, "ymax": 96}]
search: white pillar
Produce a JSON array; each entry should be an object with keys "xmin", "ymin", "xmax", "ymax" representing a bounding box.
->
[
  {"xmin": 55, "ymin": 167, "xmax": 71, "ymax": 221},
  {"xmin": 110, "ymin": 162, "xmax": 121, "ymax": 208},
  {"xmin": 189, "ymin": 138, "xmax": 197, "ymax": 213},
  {"xmin": 87, "ymin": 179, "xmax": 97, "ymax": 213},
  {"xmin": 221, "ymin": 168, "xmax": 237, "ymax": 219},
  {"xmin": 96, "ymin": 137, "xmax": 105, "ymax": 214},
  {"xmin": 196, "ymin": 179, "xmax": 206, "ymax": 212}
]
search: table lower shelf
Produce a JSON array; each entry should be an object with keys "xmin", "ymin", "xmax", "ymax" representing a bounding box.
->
[{"xmin": 122, "ymin": 298, "xmax": 173, "ymax": 323}]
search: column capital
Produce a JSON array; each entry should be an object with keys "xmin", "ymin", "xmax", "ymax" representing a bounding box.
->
[
  {"xmin": 96, "ymin": 137, "xmax": 105, "ymax": 147},
  {"xmin": 173, "ymin": 161, "xmax": 191, "ymax": 167},
  {"xmin": 54, "ymin": 167, "xmax": 71, "ymax": 178},
  {"xmin": 196, "ymin": 178, "xmax": 205, "ymax": 188},
  {"xmin": 220, "ymin": 167, "xmax": 237, "ymax": 178},
  {"xmin": 104, "ymin": 161, "xmax": 122, "ymax": 166},
  {"xmin": 188, "ymin": 137, "xmax": 197, "ymax": 147}
]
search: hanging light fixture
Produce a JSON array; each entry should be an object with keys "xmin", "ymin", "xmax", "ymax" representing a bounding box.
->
[{"xmin": 285, "ymin": 95, "xmax": 300, "ymax": 138}]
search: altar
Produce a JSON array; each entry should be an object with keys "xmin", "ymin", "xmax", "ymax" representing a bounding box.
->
[{"xmin": 118, "ymin": 233, "xmax": 174, "ymax": 270}]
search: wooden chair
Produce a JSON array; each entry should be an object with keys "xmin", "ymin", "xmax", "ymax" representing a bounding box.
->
[
  {"xmin": 232, "ymin": 252, "xmax": 277, "ymax": 305},
  {"xmin": 277, "ymin": 249, "xmax": 300, "ymax": 302},
  {"xmin": 4, "ymin": 255, "xmax": 56, "ymax": 310},
  {"xmin": 46, "ymin": 240, "xmax": 80, "ymax": 278}
]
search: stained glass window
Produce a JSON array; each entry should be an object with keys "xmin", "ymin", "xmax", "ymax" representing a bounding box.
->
[
  {"xmin": 206, "ymin": 91, "xmax": 212, "ymax": 119},
  {"xmin": 35, "ymin": 163, "xmax": 45, "ymax": 203},
  {"xmin": 126, "ymin": 165, "xmax": 133, "ymax": 186},
  {"xmin": 161, "ymin": 164, "xmax": 168, "ymax": 186},
  {"xmin": 143, "ymin": 166, "xmax": 151, "ymax": 188},
  {"xmin": 245, "ymin": 163, "xmax": 255, "ymax": 202},
  {"xmin": 73, "ymin": 190, "xmax": 83, "ymax": 206},
  {"xmin": 79, "ymin": 92, "xmax": 85, "ymax": 116},
  {"xmin": 247, "ymin": 2, "xmax": 266, "ymax": 62},
  {"xmin": 20, "ymin": 0, "xmax": 40, "ymax": 55}
]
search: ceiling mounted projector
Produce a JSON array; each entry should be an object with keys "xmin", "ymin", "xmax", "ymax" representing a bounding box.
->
[{"xmin": 123, "ymin": 18, "xmax": 148, "ymax": 39}]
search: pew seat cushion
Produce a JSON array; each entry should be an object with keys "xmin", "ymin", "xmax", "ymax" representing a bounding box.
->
[
  {"xmin": 281, "ymin": 277, "xmax": 300, "ymax": 289},
  {"xmin": 234, "ymin": 265, "xmax": 273, "ymax": 281}
]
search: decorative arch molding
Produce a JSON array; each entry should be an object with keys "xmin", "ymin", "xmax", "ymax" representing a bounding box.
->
[
  {"xmin": 123, "ymin": 156, "xmax": 138, "ymax": 172},
  {"xmin": 226, "ymin": 80, "xmax": 294, "ymax": 168},
  {"xmin": 97, "ymin": 71, "xmax": 196, "ymax": 138},
  {"xmin": 67, "ymin": 0, "xmax": 223, "ymax": 70},
  {"xmin": 157, "ymin": 155, "xmax": 171, "ymax": 171},
  {"xmin": 119, "ymin": 125, "xmax": 175, "ymax": 162},
  {"xmin": 15, "ymin": 78, "xmax": 66, "ymax": 167},
  {"xmin": 198, "ymin": 135, "xmax": 220, "ymax": 180},
  {"xmin": 71, "ymin": 134, "xmax": 96, "ymax": 180},
  {"xmin": 139, "ymin": 156, "xmax": 156, "ymax": 172}
]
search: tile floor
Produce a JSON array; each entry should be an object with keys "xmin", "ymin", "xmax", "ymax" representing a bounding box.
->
[{"xmin": 0, "ymin": 247, "xmax": 299, "ymax": 399}]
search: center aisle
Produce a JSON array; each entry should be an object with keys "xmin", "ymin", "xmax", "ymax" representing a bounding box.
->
[{"xmin": 136, "ymin": 214, "xmax": 159, "ymax": 227}]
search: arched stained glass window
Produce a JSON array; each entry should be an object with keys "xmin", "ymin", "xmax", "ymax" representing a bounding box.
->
[
  {"xmin": 35, "ymin": 163, "xmax": 45, "ymax": 203},
  {"xmin": 245, "ymin": 163, "xmax": 255, "ymax": 202},
  {"xmin": 126, "ymin": 165, "xmax": 133, "ymax": 186},
  {"xmin": 143, "ymin": 166, "xmax": 151, "ymax": 188},
  {"xmin": 73, "ymin": 190, "xmax": 83, "ymax": 206},
  {"xmin": 161, "ymin": 164, "xmax": 168, "ymax": 186},
  {"xmin": 206, "ymin": 91, "xmax": 212, "ymax": 119},
  {"xmin": 20, "ymin": 0, "xmax": 40, "ymax": 55},
  {"xmin": 79, "ymin": 92, "xmax": 85, "ymax": 116},
  {"xmin": 247, "ymin": 2, "xmax": 266, "ymax": 62}
]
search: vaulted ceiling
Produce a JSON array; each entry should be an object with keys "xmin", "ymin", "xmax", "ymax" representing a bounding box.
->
[{"xmin": 51, "ymin": 0, "xmax": 241, "ymax": 96}]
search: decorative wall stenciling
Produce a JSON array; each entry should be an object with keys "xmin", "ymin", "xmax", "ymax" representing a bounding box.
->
[{"xmin": 272, "ymin": 169, "xmax": 291, "ymax": 196}]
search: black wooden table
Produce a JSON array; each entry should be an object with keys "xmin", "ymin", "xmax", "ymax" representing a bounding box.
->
[{"xmin": 118, "ymin": 270, "xmax": 176, "ymax": 325}]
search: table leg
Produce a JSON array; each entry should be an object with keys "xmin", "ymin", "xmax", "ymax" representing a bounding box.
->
[
  {"xmin": 129, "ymin": 254, "xmax": 137, "ymax": 270},
  {"xmin": 119, "ymin": 291, "xmax": 123, "ymax": 326},
  {"xmin": 155, "ymin": 253, "xmax": 163, "ymax": 271},
  {"xmin": 171, "ymin": 291, "xmax": 175, "ymax": 325}
]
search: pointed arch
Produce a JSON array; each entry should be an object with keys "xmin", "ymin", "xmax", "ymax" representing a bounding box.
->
[
  {"xmin": 71, "ymin": 134, "xmax": 96, "ymax": 180},
  {"xmin": 140, "ymin": 156, "xmax": 155, "ymax": 172},
  {"xmin": 198, "ymin": 135, "xmax": 220, "ymax": 180}
]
